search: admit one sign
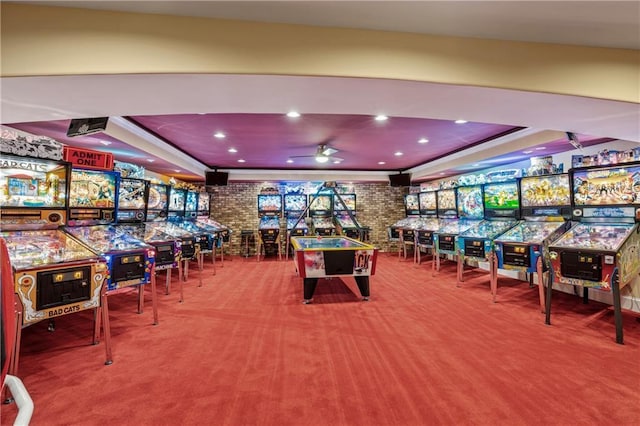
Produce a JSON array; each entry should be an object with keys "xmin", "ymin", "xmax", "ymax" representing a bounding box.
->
[{"xmin": 63, "ymin": 146, "xmax": 114, "ymax": 171}]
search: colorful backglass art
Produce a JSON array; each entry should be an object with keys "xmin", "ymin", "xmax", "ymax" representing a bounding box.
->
[
  {"xmin": 148, "ymin": 184, "xmax": 168, "ymax": 210},
  {"xmin": 572, "ymin": 165, "xmax": 640, "ymax": 207},
  {"xmin": 69, "ymin": 170, "xmax": 117, "ymax": 208},
  {"xmin": 258, "ymin": 194, "xmax": 283, "ymax": 212},
  {"xmin": 457, "ymin": 185, "xmax": 484, "ymax": 219},
  {"xmin": 285, "ymin": 194, "xmax": 307, "ymax": 212},
  {"xmin": 419, "ymin": 191, "xmax": 436, "ymax": 211},
  {"xmin": 118, "ymin": 178, "xmax": 146, "ymax": 209},
  {"xmin": 521, "ymin": 174, "xmax": 570, "ymax": 207},
  {"xmin": 437, "ymin": 189, "xmax": 456, "ymax": 210},
  {"xmin": 483, "ymin": 182, "xmax": 520, "ymax": 210}
]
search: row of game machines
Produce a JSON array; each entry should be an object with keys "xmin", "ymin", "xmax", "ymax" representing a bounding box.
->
[
  {"xmin": 257, "ymin": 192, "xmax": 364, "ymax": 246},
  {"xmin": 0, "ymin": 154, "xmax": 229, "ymax": 365},
  {"xmin": 391, "ymin": 161, "xmax": 640, "ymax": 343}
]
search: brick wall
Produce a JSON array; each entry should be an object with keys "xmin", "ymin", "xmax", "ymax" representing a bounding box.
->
[{"xmin": 207, "ymin": 182, "xmax": 408, "ymax": 254}]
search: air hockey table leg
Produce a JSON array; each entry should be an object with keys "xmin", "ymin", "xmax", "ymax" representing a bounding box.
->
[
  {"xmin": 354, "ymin": 276, "xmax": 370, "ymax": 301},
  {"xmin": 302, "ymin": 278, "xmax": 318, "ymax": 304}
]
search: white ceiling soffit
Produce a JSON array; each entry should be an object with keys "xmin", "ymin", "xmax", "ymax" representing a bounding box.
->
[
  {"xmin": 10, "ymin": 1, "xmax": 640, "ymax": 50},
  {"xmin": 2, "ymin": 74, "xmax": 639, "ymax": 143}
]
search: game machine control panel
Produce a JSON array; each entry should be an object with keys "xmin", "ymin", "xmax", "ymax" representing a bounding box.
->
[
  {"xmin": 547, "ymin": 161, "xmax": 640, "ymax": 344},
  {"xmin": 309, "ymin": 193, "xmax": 335, "ymax": 236},
  {"xmin": 493, "ymin": 174, "xmax": 572, "ymax": 309},
  {"xmin": 457, "ymin": 181, "xmax": 520, "ymax": 286}
]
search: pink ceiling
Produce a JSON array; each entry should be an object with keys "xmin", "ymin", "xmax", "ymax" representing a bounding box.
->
[
  {"xmin": 8, "ymin": 115, "xmax": 612, "ymax": 183},
  {"xmin": 128, "ymin": 114, "xmax": 521, "ymax": 171},
  {"xmin": 8, "ymin": 119, "xmax": 197, "ymax": 180}
]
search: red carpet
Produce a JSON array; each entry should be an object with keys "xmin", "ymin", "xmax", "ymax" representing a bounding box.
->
[{"xmin": 2, "ymin": 254, "xmax": 639, "ymax": 425}]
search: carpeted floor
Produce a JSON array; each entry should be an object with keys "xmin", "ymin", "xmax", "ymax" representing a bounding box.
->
[{"xmin": 2, "ymin": 253, "xmax": 639, "ymax": 425}]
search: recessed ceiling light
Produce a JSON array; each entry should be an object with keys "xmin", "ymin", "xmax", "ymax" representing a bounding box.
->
[
  {"xmin": 99, "ymin": 140, "xmax": 112, "ymax": 146},
  {"xmin": 174, "ymin": 169, "xmax": 181, "ymax": 173},
  {"xmin": 394, "ymin": 151, "xmax": 403, "ymax": 156},
  {"xmin": 286, "ymin": 111, "xmax": 300, "ymax": 118},
  {"xmin": 286, "ymin": 159, "xmax": 294, "ymax": 164},
  {"xmin": 418, "ymin": 138, "xmax": 429, "ymax": 144},
  {"xmin": 535, "ymin": 146, "xmax": 546, "ymax": 150},
  {"xmin": 197, "ymin": 113, "xmax": 207, "ymax": 115},
  {"xmin": 439, "ymin": 172, "xmax": 446, "ymax": 175},
  {"xmin": 214, "ymin": 132, "xmax": 226, "ymax": 139},
  {"xmin": 523, "ymin": 150, "xmax": 533, "ymax": 154},
  {"xmin": 333, "ymin": 160, "xmax": 341, "ymax": 164},
  {"xmin": 315, "ymin": 156, "xmax": 329, "ymax": 163},
  {"xmin": 454, "ymin": 119, "xmax": 468, "ymax": 124},
  {"xmin": 228, "ymin": 147, "xmax": 237, "ymax": 153},
  {"xmin": 473, "ymin": 163, "xmax": 481, "ymax": 167},
  {"xmin": 147, "ymin": 159, "xmax": 155, "ymax": 163},
  {"xmin": 238, "ymin": 159, "xmax": 245, "ymax": 163},
  {"xmin": 378, "ymin": 161, "xmax": 386, "ymax": 165},
  {"xmin": 374, "ymin": 115, "xmax": 388, "ymax": 121}
]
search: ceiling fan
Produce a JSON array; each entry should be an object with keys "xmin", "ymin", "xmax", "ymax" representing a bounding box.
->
[{"xmin": 290, "ymin": 144, "xmax": 344, "ymax": 164}]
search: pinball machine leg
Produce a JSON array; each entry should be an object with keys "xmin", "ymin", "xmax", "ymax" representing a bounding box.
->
[
  {"xmin": 100, "ymin": 286, "xmax": 114, "ymax": 365},
  {"xmin": 198, "ymin": 254, "xmax": 204, "ymax": 287},
  {"xmin": 165, "ymin": 269, "xmax": 171, "ymax": 296},
  {"xmin": 150, "ymin": 267, "xmax": 159, "ymax": 326},
  {"xmin": 179, "ymin": 270, "xmax": 184, "ymax": 303},
  {"xmin": 582, "ymin": 287, "xmax": 589, "ymax": 304},
  {"xmin": 137, "ymin": 284, "xmax": 144, "ymax": 314},
  {"xmin": 611, "ymin": 269, "xmax": 624, "ymax": 344},
  {"xmin": 456, "ymin": 251, "xmax": 464, "ymax": 286},
  {"xmin": 93, "ymin": 305, "xmax": 101, "ymax": 345},
  {"xmin": 490, "ymin": 253, "xmax": 498, "ymax": 302},
  {"xmin": 183, "ymin": 260, "xmax": 189, "ymax": 281},
  {"xmin": 536, "ymin": 257, "xmax": 546, "ymax": 314},
  {"xmin": 3, "ymin": 299, "xmax": 23, "ymax": 404},
  {"xmin": 545, "ymin": 268, "xmax": 553, "ymax": 326}
]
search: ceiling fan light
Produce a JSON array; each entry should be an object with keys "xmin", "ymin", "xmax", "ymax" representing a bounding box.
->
[{"xmin": 315, "ymin": 155, "xmax": 329, "ymax": 163}]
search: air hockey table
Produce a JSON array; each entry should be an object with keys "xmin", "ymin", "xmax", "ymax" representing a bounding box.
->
[{"xmin": 290, "ymin": 236, "xmax": 378, "ymax": 304}]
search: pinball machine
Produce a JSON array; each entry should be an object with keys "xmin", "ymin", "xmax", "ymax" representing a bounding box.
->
[
  {"xmin": 333, "ymin": 193, "xmax": 362, "ymax": 239},
  {"xmin": 309, "ymin": 193, "xmax": 335, "ymax": 236},
  {"xmin": 174, "ymin": 191, "xmax": 219, "ymax": 272},
  {"xmin": 116, "ymin": 177, "xmax": 182, "ymax": 298},
  {"xmin": 457, "ymin": 181, "xmax": 521, "ymax": 287},
  {"xmin": 547, "ymin": 162, "xmax": 640, "ymax": 344},
  {"xmin": 493, "ymin": 174, "xmax": 571, "ymax": 310},
  {"xmin": 257, "ymin": 194, "xmax": 283, "ymax": 260},
  {"xmin": 394, "ymin": 193, "xmax": 424, "ymax": 259},
  {"xmin": 432, "ymin": 186, "xmax": 482, "ymax": 273},
  {"xmin": 196, "ymin": 191, "xmax": 230, "ymax": 264},
  {"xmin": 65, "ymin": 168, "xmax": 158, "ymax": 325},
  {"xmin": 196, "ymin": 191, "xmax": 231, "ymax": 254},
  {"xmin": 0, "ymin": 154, "xmax": 113, "ymax": 369},
  {"xmin": 415, "ymin": 190, "xmax": 441, "ymax": 264},
  {"xmin": 146, "ymin": 184, "xmax": 201, "ymax": 285},
  {"xmin": 284, "ymin": 193, "xmax": 308, "ymax": 258}
]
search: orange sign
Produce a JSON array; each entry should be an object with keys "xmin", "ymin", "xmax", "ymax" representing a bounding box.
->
[{"xmin": 63, "ymin": 146, "xmax": 114, "ymax": 171}]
